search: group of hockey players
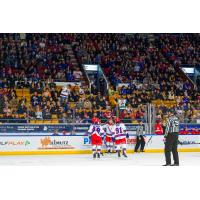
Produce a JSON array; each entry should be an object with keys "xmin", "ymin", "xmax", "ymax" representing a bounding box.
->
[
  {"xmin": 87, "ymin": 116, "xmax": 129, "ymax": 159},
  {"xmin": 87, "ymin": 109, "xmax": 181, "ymax": 166}
]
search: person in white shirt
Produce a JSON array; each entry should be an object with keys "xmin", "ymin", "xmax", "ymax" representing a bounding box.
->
[
  {"xmin": 60, "ymin": 86, "xmax": 70, "ymax": 103},
  {"xmin": 103, "ymin": 118, "xmax": 115, "ymax": 153}
]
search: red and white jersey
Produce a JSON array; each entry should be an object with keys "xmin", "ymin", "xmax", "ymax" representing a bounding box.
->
[
  {"xmin": 88, "ymin": 124, "xmax": 105, "ymax": 137},
  {"xmin": 113, "ymin": 123, "xmax": 127, "ymax": 140},
  {"xmin": 103, "ymin": 124, "xmax": 114, "ymax": 138}
]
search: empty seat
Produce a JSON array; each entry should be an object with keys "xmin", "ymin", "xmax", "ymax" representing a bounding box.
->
[{"xmin": 51, "ymin": 119, "xmax": 59, "ymax": 124}]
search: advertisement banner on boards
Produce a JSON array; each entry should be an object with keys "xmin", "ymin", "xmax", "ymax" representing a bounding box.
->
[
  {"xmin": 0, "ymin": 135, "xmax": 199, "ymax": 152},
  {"xmin": 0, "ymin": 136, "xmax": 82, "ymax": 151},
  {"xmin": 0, "ymin": 123, "xmax": 199, "ymax": 135},
  {"xmin": 0, "ymin": 124, "xmax": 140, "ymax": 134}
]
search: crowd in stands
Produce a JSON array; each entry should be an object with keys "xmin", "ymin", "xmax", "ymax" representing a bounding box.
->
[
  {"xmin": 0, "ymin": 33, "xmax": 83, "ymax": 85},
  {"xmin": 72, "ymin": 33, "xmax": 200, "ymax": 123},
  {"xmin": 154, "ymin": 33, "xmax": 199, "ymax": 66},
  {"xmin": 0, "ymin": 33, "xmax": 199, "ymax": 124}
]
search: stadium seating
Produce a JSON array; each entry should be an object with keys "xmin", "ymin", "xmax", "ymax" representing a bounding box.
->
[{"xmin": 0, "ymin": 33, "xmax": 199, "ymax": 124}]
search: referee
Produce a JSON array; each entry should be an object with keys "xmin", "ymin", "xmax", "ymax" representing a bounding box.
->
[
  {"xmin": 134, "ymin": 120, "xmax": 145, "ymax": 153},
  {"xmin": 163, "ymin": 110, "xmax": 180, "ymax": 166}
]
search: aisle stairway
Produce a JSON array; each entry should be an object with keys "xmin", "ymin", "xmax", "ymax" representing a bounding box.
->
[{"xmin": 66, "ymin": 44, "xmax": 88, "ymax": 87}]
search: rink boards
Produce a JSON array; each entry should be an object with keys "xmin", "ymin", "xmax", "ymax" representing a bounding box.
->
[{"xmin": 0, "ymin": 134, "xmax": 200, "ymax": 155}]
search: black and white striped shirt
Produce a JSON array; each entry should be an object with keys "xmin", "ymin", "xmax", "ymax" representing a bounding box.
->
[
  {"xmin": 136, "ymin": 125, "xmax": 144, "ymax": 136},
  {"xmin": 164, "ymin": 115, "xmax": 179, "ymax": 137}
]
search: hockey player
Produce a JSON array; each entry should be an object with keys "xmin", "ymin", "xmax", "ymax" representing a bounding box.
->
[
  {"xmin": 87, "ymin": 117, "xmax": 105, "ymax": 159},
  {"xmin": 113, "ymin": 117, "xmax": 128, "ymax": 158},
  {"xmin": 103, "ymin": 118, "xmax": 115, "ymax": 153}
]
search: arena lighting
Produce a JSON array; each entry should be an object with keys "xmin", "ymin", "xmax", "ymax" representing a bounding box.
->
[
  {"xmin": 182, "ymin": 67, "xmax": 195, "ymax": 74},
  {"xmin": 83, "ymin": 64, "xmax": 98, "ymax": 71}
]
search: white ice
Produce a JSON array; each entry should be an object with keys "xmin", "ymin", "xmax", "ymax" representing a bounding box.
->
[{"xmin": 0, "ymin": 152, "xmax": 199, "ymax": 166}]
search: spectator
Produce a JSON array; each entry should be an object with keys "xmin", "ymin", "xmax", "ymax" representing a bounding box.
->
[
  {"xmin": 35, "ymin": 106, "xmax": 43, "ymax": 119},
  {"xmin": 84, "ymin": 99, "xmax": 92, "ymax": 110}
]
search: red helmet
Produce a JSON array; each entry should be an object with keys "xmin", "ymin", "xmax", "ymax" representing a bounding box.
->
[
  {"xmin": 92, "ymin": 117, "xmax": 97, "ymax": 124},
  {"xmin": 96, "ymin": 118, "xmax": 101, "ymax": 124},
  {"xmin": 115, "ymin": 117, "xmax": 121, "ymax": 123},
  {"xmin": 92, "ymin": 117, "xmax": 101, "ymax": 124}
]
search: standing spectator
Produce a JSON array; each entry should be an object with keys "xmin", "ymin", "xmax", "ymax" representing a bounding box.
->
[{"xmin": 60, "ymin": 86, "xmax": 70, "ymax": 103}]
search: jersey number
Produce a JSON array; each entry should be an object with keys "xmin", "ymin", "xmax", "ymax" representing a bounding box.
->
[
  {"xmin": 92, "ymin": 127, "xmax": 100, "ymax": 133},
  {"xmin": 116, "ymin": 127, "xmax": 123, "ymax": 134}
]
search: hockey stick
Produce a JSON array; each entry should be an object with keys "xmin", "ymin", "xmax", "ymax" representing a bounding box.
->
[{"xmin": 146, "ymin": 135, "xmax": 153, "ymax": 145}]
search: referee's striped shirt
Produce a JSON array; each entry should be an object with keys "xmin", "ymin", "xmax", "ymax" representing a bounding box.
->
[
  {"xmin": 136, "ymin": 125, "xmax": 144, "ymax": 136},
  {"xmin": 164, "ymin": 115, "xmax": 179, "ymax": 137}
]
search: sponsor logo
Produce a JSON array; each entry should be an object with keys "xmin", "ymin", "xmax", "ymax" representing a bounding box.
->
[
  {"xmin": 83, "ymin": 137, "xmax": 92, "ymax": 148},
  {"xmin": 74, "ymin": 126, "xmax": 88, "ymax": 131},
  {"xmin": 84, "ymin": 137, "xmax": 137, "ymax": 146},
  {"xmin": 127, "ymin": 138, "xmax": 137, "ymax": 145},
  {"xmin": 179, "ymin": 140, "xmax": 199, "ymax": 145},
  {"xmin": 0, "ymin": 140, "xmax": 30, "ymax": 146},
  {"xmin": 83, "ymin": 137, "xmax": 90, "ymax": 145},
  {"xmin": 43, "ymin": 126, "xmax": 48, "ymax": 131},
  {"xmin": 39, "ymin": 137, "xmax": 75, "ymax": 149}
]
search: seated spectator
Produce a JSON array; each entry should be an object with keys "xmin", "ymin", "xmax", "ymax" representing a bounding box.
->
[
  {"xmin": 31, "ymin": 92, "xmax": 41, "ymax": 106},
  {"xmin": 43, "ymin": 108, "xmax": 51, "ymax": 119},
  {"xmin": 84, "ymin": 99, "xmax": 92, "ymax": 110},
  {"xmin": 168, "ymin": 91, "xmax": 175, "ymax": 100},
  {"xmin": 35, "ymin": 106, "xmax": 43, "ymax": 119},
  {"xmin": 73, "ymin": 68, "xmax": 83, "ymax": 80},
  {"xmin": 76, "ymin": 98, "xmax": 84, "ymax": 110},
  {"xmin": 17, "ymin": 104, "xmax": 27, "ymax": 114},
  {"xmin": 42, "ymin": 88, "xmax": 51, "ymax": 99},
  {"xmin": 97, "ymin": 97, "xmax": 106, "ymax": 109}
]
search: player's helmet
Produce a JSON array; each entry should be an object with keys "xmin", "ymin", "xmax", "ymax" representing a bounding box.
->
[
  {"xmin": 92, "ymin": 117, "xmax": 101, "ymax": 124},
  {"xmin": 92, "ymin": 117, "xmax": 97, "ymax": 124},
  {"xmin": 96, "ymin": 118, "xmax": 101, "ymax": 124},
  {"xmin": 115, "ymin": 117, "xmax": 121, "ymax": 123}
]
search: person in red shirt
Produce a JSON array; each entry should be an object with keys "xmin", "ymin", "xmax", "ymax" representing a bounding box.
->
[{"xmin": 155, "ymin": 120, "xmax": 164, "ymax": 135}]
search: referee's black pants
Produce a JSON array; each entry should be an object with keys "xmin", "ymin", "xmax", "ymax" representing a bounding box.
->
[
  {"xmin": 164, "ymin": 133, "xmax": 179, "ymax": 165},
  {"xmin": 135, "ymin": 135, "xmax": 145, "ymax": 152}
]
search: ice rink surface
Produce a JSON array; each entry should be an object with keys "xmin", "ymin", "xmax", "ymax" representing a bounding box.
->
[{"xmin": 0, "ymin": 152, "xmax": 200, "ymax": 166}]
